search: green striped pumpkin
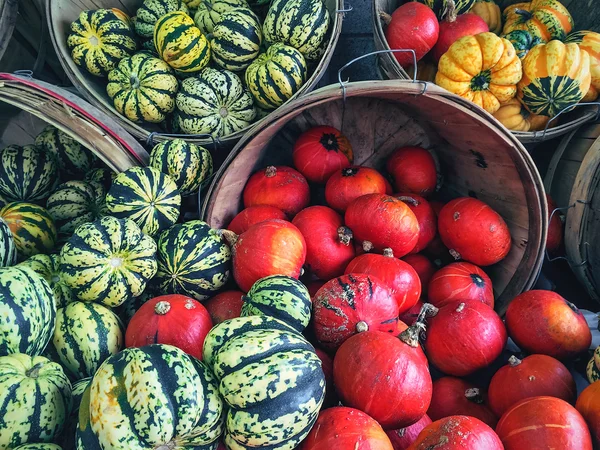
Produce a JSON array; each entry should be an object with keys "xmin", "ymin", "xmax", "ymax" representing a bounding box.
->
[
  {"xmin": 0, "ymin": 217, "xmax": 16, "ymax": 267},
  {"xmin": 20, "ymin": 254, "xmax": 75, "ymax": 310},
  {"xmin": 174, "ymin": 68, "xmax": 256, "ymax": 136},
  {"xmin": 107, "ymin": 52, "xmax": 179, "ymax": 124},
  {"xmin": 0, "ymin": 203, "xmax": 57, "ymax": 260},
  {"xmin": 209, "ymin": 7, "xmax": 262, "ymax": 71},
  {"xmin": 154, "ymin": 11, "xmax": 211, "ymax": 74},
  {"xmin": 34, "ymin": 126, "xmax": 98, "ymax": 180},
  {"xmin": 52, "ymin": 301, "xmax": 124, "ymax": 380},
  {"xmin": 417, "ymin": 0, "xmax": 475, "ymax": 19},
  {"xmin": 46, "ymin": 180, "xmax": 106, "ymax": 243},
  {"xmin": 0, "ymin": 354, "xmax": 72, "ymax": 449},
  {"xmin": 106, "ymin": 167, "xmax": 181, "ymax": 237},
  {"xmin": 135, "ymin": 0, "xmax": 189, "ymax": 39},
  {"xmin": 154, "ymin": 220, "xmax": 230, "ymax": 301},
  {"xmin": 13, "ymin": 444, "xmax": 63, "ymax": 450},
  {"xmin": 0, "ymin": 266, "xmax": 56, "ymax": 357},
  {"xmin": 245, "ymin": 43, "xmax": 307, "ymax": 110},
  {"xmin": 193, "ymin": 0, "xmax": 249, "ymax": 34},
  {"xmin": 203, "ymin": 316, "xmax": 325, "ymax": 449},
  {"xmin": 0, "ymin": 145, "xmax": 58, "ymax": 203},
  {"xmin": 263, "ymin": 0, "xmax": 330, "ymax": 60},
  {"xmin": 57, "ymin": 376, "xmax": 92, "ymax": 450},
  {"xmin": 85, "ymin": 167, "xmax": 115, "ymax": 191},
  {"xmin": 60, "ymin": 216, "xmax": 158, "ymax": 308},
  {"xmin": 67, "ymin": 9, "xmax": 138, "ymax": 77},
  {"xmin": 149, "ymin": 139, "xmax": 213, "ymax": 196},
  {"xmin": 85, "ymin": 345, "xmax": 223, "ymax": 449},
  {"xmin": 242, "ymin": 275, "xmax": 311, "ymax": 331}
]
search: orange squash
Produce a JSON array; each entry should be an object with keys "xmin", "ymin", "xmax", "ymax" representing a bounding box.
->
[
  {"xmin": 493, "ymin": 98, "xmax": 551, "ymax": 132},
  {"xmin": 471, "ymin": 0, "xmax": 502, "ymax": 34},
  {"xmin": 566, "ymin": 31, "xmax": 600, "ymax": 102},
  {"xmin": 502, "ymin": 0, "xmax": 573, "ymax": 42},
  {"xmin": 576, "ymin": 382, "xmax": 600, "ymax": 447}
]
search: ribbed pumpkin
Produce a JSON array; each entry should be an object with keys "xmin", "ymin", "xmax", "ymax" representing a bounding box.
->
[
  {"xmin": 245, "ymin": 43, "xmax": 308, "ymax": 110},
  {"xmin": 174, "ymin": 68, "xmax": 256, "ymax": 136},
  {"xmin": 416, "ymin": 0, "xmax": 476, "ymax": 20},
  {"xmin": 106, "ymin": 52, "xmax": 179, "ymax": 124},
  {"xmin": 0, "ymin": 217, "xmax": 16, "ymax": 268},
  {"xmin": 60, "ymin": 216, "xmax": 158, "ymax": 308},
  {"xmin": 203, "ymin": 315, "xmax": 325, "ymax": 449},
  {"xmin": 149, "ymin": 139, "xmax": 213, "ymax": 196},
  {"xmin": 106, "ymin": 167, "xmax": 181, "ymax": 237},
  {"xmin": 193, "ymin": 0, "xmax": 249, "ymax": 34},
  {"xmin": 0, "ymin": 144, "xmax": 58, "ymax": 203},
  {"xmin": 204, "ymin": 290, "xmax": 244, "ymax": 324},
  {"xmin": 154, "ymin": 11, "xmax": 211, "ymax": 73},
  {"xmin": 0, "ymin": 354, "xmax": 72, "ymax": 450},
  {"xmin": 492, "ymin": 98, "xmax": 550, "ymax": 131},
  {"xmin": 325, "ymin": 166, "xmax": 388, "ymax": 212},
  {"xmin": 154, "ymin": 220, "xmax": 231, "ymax": 301},
  {"xmin": 0, "ymin": 203, "xmax": 57, "ymax": 260},
  {"xmin": 427, "ymin": 262, "xmax": 494, "ymax": 308},
  {"xmin": 471, "ymin": 0, "xmax": 502, "ymax": 34},
  {"xmin": 577, "ymin": 381, "xmax": 600, "ymax": 448},
  {"xmin": 412, "ymin": 416, "xmax": 503, "ymax": 450},
  {"xmin": 566, "ymin": 31, "xmax": 600, "ymax": 101},
  {"xmin": 436, "ymin": 32, "xmax": 522, "ymax": 114},
  {"xmin": 67, "ymin": 9, "xmax": 137, "ymax": 77},
  {"xmin": 20, "ymin": 254, "xmax": 75, "ymax": 309},
  {"xmin": 502, "ymin": 30, "xmax": 544, "ymax": 59},
  {"xmin": 518, "ymin": 40, "xmax": 591, "ymax": 118},
  {"xmin": 135, "ymin": 0, "xmax": 189, "ymax": 39},
  {"xmin": 502, "ymin": 0, "xmax": 573, "ymax": 42}
]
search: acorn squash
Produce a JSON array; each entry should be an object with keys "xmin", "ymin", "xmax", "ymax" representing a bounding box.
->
[{"xmin": 502, "ymin": 0, "xmax": 573, "ymax": 42}]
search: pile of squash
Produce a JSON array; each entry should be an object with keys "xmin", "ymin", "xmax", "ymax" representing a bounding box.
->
[{"xmin": 383, "ymin": 0, "xmax": 598, "ymax": 133}]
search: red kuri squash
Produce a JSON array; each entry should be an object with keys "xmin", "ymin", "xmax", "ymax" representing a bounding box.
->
[
  {"xmin": 432, "ymin": 13, "xmax": 489, "ymax": 62},
  {"xmin": 203, "ymin": 290, "xmax": 243, "ymax": 325},
  {"xmin": 409, "ymin": 416, "xmax": 503, "ymax": 450},
  {"xmin": 403, "ymin": 254, "xmax": 436, "ymax": 294},
  {"xmin": 399, "ymin": 299, "xmax": 424, "ymax": 325},
  {"xmin": 227, "ymin": 205, "xmax": 287, "ymax": 235},
  {"xmin": 315, "ymin": 347, "xmax": 338, "ymax": 409},
  {"xmin": 325, "ymin": 166, "xmax": 388, "ymax": 212},
  {"xmin": 427, "ymin": 262, "xmax": 494, "ymax": 308},
  {"xmin": 576, "ymin": 381, "xmax": 600, "ymax": 448},
  {"xmin": 386, "ymin": 146, "xmax": 438, "ymax": 197},
  {"xmin": 386, "ymin": 414, "xmax": 432, "ymax": 450},
  {"xmin": 397, "ymin": 194, "xmax": 437, "ymax": 253}
]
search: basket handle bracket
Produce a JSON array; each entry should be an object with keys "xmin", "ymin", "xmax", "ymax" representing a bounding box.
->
[{"xmin": 536, "ymin": 101, "xmax": 600, "ymax": 141}]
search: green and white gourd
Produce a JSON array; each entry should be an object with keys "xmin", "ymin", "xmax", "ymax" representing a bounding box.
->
[
  {"xmin": 13, "ymin": 444, "xmax": 63, "ymax": 450},
  {"xmin": 135, "ymin": 0, "xmax": 189, "ymax": 39},
  {"xmin": 56, "ymin": 376, "xmax": 92, "ymax": 450},
  {"xmin": 115, "ymin": 287, "xmax": 156, "ymax": 326},
  {"xmin": 0, "ymin": 203, "xmax": 57, "ymax": 260},
  {"xmin": 0, "ymin": 217, "xmax": 16, "ymax": 267},
  {"xmin": 20, "ymin": 254, "xmax": 75, "ymax": 309},
  {"xmin": 85, "ymin": 167, "xmax": 115, "ymax": 191},
  {"xmin": 193, "ymin": 0, "xmax": 249, "ymax": 34}
]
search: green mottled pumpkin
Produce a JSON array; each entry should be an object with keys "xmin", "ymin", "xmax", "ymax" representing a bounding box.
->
[
  {"xmin": 20, "ymin": 254, "xmax": 75, "ymax": 310},
  {"xmin": 0, "ymin": 217, "xmax": 16, "ymax": 268},
  {"xmin": 85, "ymin": 167, "xmax": 115, "ymax": 191},
  {"xmin": 193, "ymin": 0, "xmax": 249, "ymax": 34},
  {"xmin": 135, "ymin": 0, "xmax": 189, "ymax": 39},
  {"xmin": 115, "ymin": 288, "xmax": 157, "ymax": 326},
  {"xmin": 502, "ymin": 30, "xmax": 544, "ymax": 59},
  {"xmin": 417, "ymin": 0, "xmax": 476, "ymax": 19},
  {"xmin": 0, "ymin": 203, "xmax": 57, "ymax": 260},
  {"xmin": 56, "ymin": 376, "xmax": 91, "ymax": 450}
]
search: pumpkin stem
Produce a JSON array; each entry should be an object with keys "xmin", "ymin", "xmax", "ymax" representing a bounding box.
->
[
  {"xmin": 449, "ymin": 248, "xmax": 461, "ymax": 260},
  {"xmin": 514, "ymin": 8, "xmax": 533, "ymax": 21},
  {"xmin": 265, "ymin": 166, "xmax": 277, "ymax": 178},
  {"xmin": 383, "ymin": 248, "xmax": 394, "ymax": 258},
  {"xmin": 398, "ymin": 302, "xmax": 439, "ymax": 347},
  {"xmin": 362, "ymin": 241, "xmax": 374, "ymax": 252},
  {"xmin": 379, "ymin": 11, "xmax": 393, "ymax": 26},
  {"xmin": 456, "ymin": 302, "xmax": 466, "ymax": 312},
  {"xmin": 356, "ymin": 321, "xmax": 369, "ymax": 333},
  {"xmin": 470, "ymin": 70, "xmax": 492, "ymax": 92},
  {"xmin": 445, "ymin": 0, "xmax": 458, "ymax": 22},
  {"xmin": 26, "ymin": 362, "xmax": 46, "ymax": 379},
  {"xmin": 154, "ymin": 301, "xmax": 171, "ymax": 315},
  {"xmin": 337, "ymin": 226, "xmax": 353, "ymax": 246},
  {"xmin": 342, "ymin": 167, "xmax": 359, "ymax": 177},
  {"xmin": 508, "ymin": 355, "xmax": 522, "ymax": 367},
  {"xmin": 397, "ymin": 195, "xmax": 420, "ymax": 207},
  {"xmin": 220, "ymin": 229, "xmax": 238, "ymax": 247},
  {"xmin": 465, "ymin": 388, "xmax": 484, "ymax": 404}
]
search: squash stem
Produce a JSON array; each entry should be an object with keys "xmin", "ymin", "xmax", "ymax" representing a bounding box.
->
[{"xmin": 398, "ymin": 302, "xmax": 439, "ymax": 347}]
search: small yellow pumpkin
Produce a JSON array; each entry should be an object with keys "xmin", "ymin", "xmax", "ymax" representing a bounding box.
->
[
  {"xmin": 471, "ymin": 0, "xmax": 502, "ymax": 34},
  {"xmin": 435, "ymin": 32, "xmax": 522, "ymax": 114},
  {"xmin": 566, "ymin": 31, "xmax": 600, "ymax": 102},
  {"xmin": 493, "ymin": 98, "xmax": 551, "ymax": 131},
  {"xmin": 502, "ymin": 0, "xmax": 573, "ymax": 42}
]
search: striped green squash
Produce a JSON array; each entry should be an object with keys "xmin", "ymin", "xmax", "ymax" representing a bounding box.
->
[
  {"xmin": 203, "ymin": 316, "xmax": 325, "ymax": 450},
  {"xmin": 149, "ymin": 139, "xmax": 213, "ymax": 196},
  {"xmin": 75, "ymin": 384, "xmax": 100, "ymax": 449},
  {"xmin": 209, "ymin": 8, "xmax": 262, "ymax": 71},
  {"xmin": 85, "ymin": 345, "xmax": 223, "ymax": 449},
  {"xmin": 57, "ymin": 376, "xmax": 92, "ymax": 450},
  {"xmin": 106, "ymin": 52, "xmax": 179, "ymax": 124},
  {"xmin": 13, "ymin": 444, "xmax": 63, "ymax": 450},
  {"xmin": 174, "ymin": 68, "xmax": 256, "ymax": 136},
  {"xmin": 67, "ymin": 9, "xmax": 138, "ymax": 77},
  {"xmin": 0, "ymin": 354, "xmax": 72, "ymax": 449},
  {"xmin": 85, "ymin": 167, "xmax": 115, "ymax": 191},
  {"xmin": 245, "ymin": 43, "xmax": 307, "ymax": 110},
  {"xmin": 34, "ymin": 126, "xmax": 98, "ymax": 180},
  {"xmin": 106, "ymin": 167, "xmax": 181, "ymax": 237},
  {"xmin": 60, "ymin": 216, "xmax": 158, "ymax": 308},
  {"xmin": 20, "ymin": 254, "xmax": 75, "ymax": 310},
  {"xmin": 0, "ymin": 266, "xmax": 55, "ymax": 357},
  {"xmin": 154, "ymin": 220, "xmax": 230, "ymax": 301},
  {"xmin": 0, "ymin": 217, "xmax": 16, "ymax": 267},
  {"xmin": 0, "ymin": 203, "xmax": 57, "ymax": 260},
  {"xmin": 47, "ymin": 180, "xmax": 106, "ymax": 242},
  {"xmin": 0, "ymin": 145, "xmax": 58, "ymax": 203},
  {"xmin": 502, "ymin": 30, "xmax": 544, "ymax": 59},
  {"xmin": 52, "ymin": 301, "xmax": 124, "ymax": 380},
  {"xmin": 135, "ymin": 0, "xmax": 189, "ymax": 39},
  {"xmin": 263, "ymin": 0, "xmax": 330, "ymax": 60},
  {"xmin": 242, "ymin": 275, "xmax": 311, "ymax": 331},
  {"xmin": 115, "ymin": 287, "xmax": 156, "ymax": 326},
  {"xmin": 587, "ymin": 358, "xmax": 600, "ymax": 383},
  {"xmin": 193, "ymin": 0, "xmax": 249, "ymax": 34}
]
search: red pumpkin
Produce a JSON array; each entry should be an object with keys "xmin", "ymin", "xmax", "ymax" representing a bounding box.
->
[
  {"xmin": 334, "ymin": 330, "xmax": 432, "ymax": 429},
  {"xmin": 402, "ymin": 254, "xmax": 436, "ymax": 294},
  {"xmin": 125, "ymin": 294, "xmax": 212, "ymax": 360},
  {"xmin": 383, "ymin": 3, "xmax": 439, "ymax": 67},
  {"xmin": 438, "ymin": 197, "xmax": 511, "ymax": 266},
  {"xmin": 300, "ymin": 407, "xmax": 394, "ymax": 450},
  {"xmin": 312, "ymin": 273, "xmax": 399, "ymax": 350},
  {"xmin": 345, "ymin": 248, "xmax": 421, "ymax": 314},
  {"xmin": 315, "ymin": 347, "xmax": 338, "ymax": 409},
  {"xmin": 203, "ymin": 290, "xmax": 243, "ymax": 325},
  {"xmin": 306, "ymin": 280, "xmax": 326, "ymax": 300},
  {"xmin": 345, "ymin": 194, "xmax": 420, "ymax": 257},
  {"xmin": 243, "ymin": 165, "xmax": 310, "ymax": 217},
  {"xmin": 505, "ymin": 290, "xmax": 592, "ymax": 360},
  {"xmin": 496, "ymin": 397, "xmax": 593, "ymax": 450},
  {"xmin": 227, "ymin": 205, "xmax": 287, "ymax": 235},
  {"xmin": 325, "ymin": 166, "xmax": 388, "ymax": 212},
  {"xmin": 424, "ymin": 299, "xmax": 507, "ymax": 376},
  {"xmin": 397, "ymin": 194, "xmax": 437, "ymax": 253},
  {"xmin": 223, "ymin": 219, "xmax": 306, "ymax": 292},
  {"xmin": 425, "ymin": 200, "xmax": 449, "ymax": 259},
  {"xmin": 292, "ymin": 126, "xmax": 354, "ymax": 184},
  {"xmin": 292, "ymin": 206, "xmax": 355, "ymax": 280},
  {"xmin": 488, "ymin": 354, "xmax": 577, "ymax": 418},
  {"xmin": 428, "ymin": 377, "xmax": 498, "ymax": 428},
  {"xmin": 386, "ymin": 414, "xmax": 432, "ymax": 450},
  {"xmin": 399, "ymin": 299, "xmax": 424, "ymax": 325},
  {"xmin": 386, "ymin": 147, "xmax": 437, "ymax": 197},
  {"xmin": 576, "ymin": 381, "xmax": 600, "ymax": 448},
  {"xmin": 432, "ymin": 13, "xmax": 489, "ymax": 62},
  {"xmin": 427, "ymin": 262, "xmax": 494, "ymax": 308},
  {"xmin": 546, "ymin": 194, "xmax": 564, "ymax": 253},
  {"xmin": 409, "ymin": 416, "xmax": 503, "ymax": 450}
]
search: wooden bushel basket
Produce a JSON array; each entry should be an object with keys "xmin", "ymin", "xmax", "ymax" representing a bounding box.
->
[
  {"xmin": 46, "ymin": 0, "xmax": 345, "ymax": 150},
  {"xmin": 202, "ymin": 80, "xmax": 547, "ymax": 314}
]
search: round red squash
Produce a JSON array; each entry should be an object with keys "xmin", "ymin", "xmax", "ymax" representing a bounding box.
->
[
  {"xmin": 203, "ymin": 290, "xmax": 243, "ymax": 325},
  {"xmin": 386, "ymin": 146, "xmax": 438, "ymax": 197},
  {"xmin": 242, "ymin": 165, "xmax": 310, "ymax": 217},
  {"xmin": 437, "ymin": 197, "xmax": 511, "ymax": 266},
  {"xmin": 312, "ymin": 273, "xmax": 399, "ymax": 350},
  {"xmin": 432, "ymin": 13, "xmax": 489, "ymax": 62},
  {"xmin": 292, "ymin": 206, "xmax": 355, "ymax": 280},
  {"xmin": 403, "ymin": 254, "xmax": 436, "ymax": 294},
  {"xmin": 300, "ymin": 407, "xmax": 394, "ymax": 450},
  {"xmin": 227, "ymin": 205, "xmax": 287, "ymax": 235},
  {"xmin": 576, "ymin": 381, "xmax": 600, "ymax": 448},
  {"xmin": 325, "ymin": 166, "xmax": 388, "ymax": 212},
  {"xmin": 505, "ymin": 290, "xmax": 592, "ymax": 360},
  {"xmin": 427, "ymin": 262, "xmax": 494, "ymax": 308},
  {"xmin": 125, "ymin": 294, "xmax": 213, "ymax": 360},
  {"xmin": 424, "ymin": 299, "xmax": 507, "ymax": 376},
  {"xmin": 345, "ymin": 194, "xmax": 420, "ymax": 257},
  {"xmin": 224, "ymin": 219, "xmax": 306, "ymax": 292},
  {"xmin": 496, "ymin": 397, "xmax": 593, "ymax": 450},
  {"xmin": 409, "ymin": 416, "xmax": 503, "ymax": 450},
  {"xmin": 386, "ymin": 414, "xmax": 432, "ymax": 450},
  {"xmin": 292, "ymin": 126, "xmax": 354, "ymax": 184},
  {"xmin": 399, "ymin": 299, "xmax": 424, "ymax": 325},
  {"xmin": 546, "ymin": 194, "xmax": 564, "ymax": 253},
  {"xmin": 306, "ymin": 279, "xmax": 326, "ymax": 300},
  {"xmin": 488, "ymin": 354, "xmax": 577, "ymax": 418},
  {"xmin": 315, "ymin": 347, "xmax": 338, "ymax": 409},
  {"xmin": 397, "ymin": 194, "xmax": 437, "ymax": 253},
  {"xmin": 345, "ymin": 248, "xmax": 421, "ymax": 314}
]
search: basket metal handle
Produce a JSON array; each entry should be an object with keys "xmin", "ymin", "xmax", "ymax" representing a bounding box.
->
[
  {"xmin": 146, "ymin": 132, "xmax": 220, "ymax": 152},
  {"xmin": 337, "ymin": 3, "xmax": 353, "ymax": 12},
  {"xmin": 537, "ymin": 101, "xmax": 600, "ymax": 140}
]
